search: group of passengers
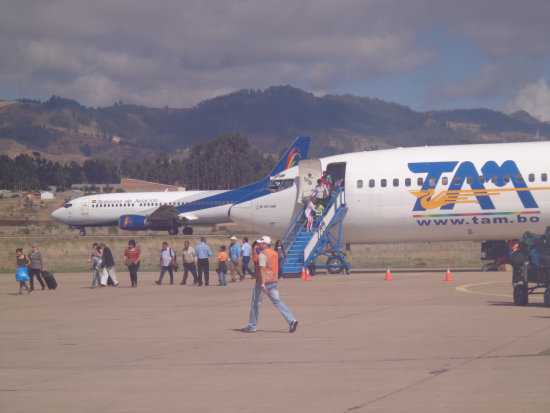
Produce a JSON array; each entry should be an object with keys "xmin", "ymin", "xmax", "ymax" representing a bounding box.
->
[
  {"xmin": 13, "ymin": 243, "xmax": 55, "ymax": 295},
  {"xmin": 305, "ymin": 170, "xmax": 338, "ymax": 232},
  {"xmin": 86, "ymin": 236, "xmax": 287, "ymax": 288}
]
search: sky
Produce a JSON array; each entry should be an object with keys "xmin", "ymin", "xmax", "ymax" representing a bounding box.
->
[{"xmin": 1, "ymin": 0, "xmax": 549, "ymax": 121}]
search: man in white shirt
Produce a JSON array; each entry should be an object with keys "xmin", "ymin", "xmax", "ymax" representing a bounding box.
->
[
  {"xmin": 311, "ymin": 179, "xmax": 329, "ymax": 206},
  {"xmin": 155, "ymin": 242, "xmax": 176, "ymax": 285},
  {"xmin": 180, "ymin": 240, "xmax": 198, "ymax": 285}
]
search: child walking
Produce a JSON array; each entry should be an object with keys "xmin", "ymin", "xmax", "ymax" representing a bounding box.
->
[
  {"xmin": 217, "ymin": 246, "xmax": 229, "ymax": 286},
  {"xmin": 15, "ymin": 248, "xmax": 31, "ymax": 295}
]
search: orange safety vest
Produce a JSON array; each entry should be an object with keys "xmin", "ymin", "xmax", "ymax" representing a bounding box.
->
[{"xmin": 259, "ymin": 249, "xmax": 279, "ymax": 283}]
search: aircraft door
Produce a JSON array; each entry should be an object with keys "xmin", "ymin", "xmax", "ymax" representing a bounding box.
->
[
  {"xmin": 298, "ymin": 159, "xmax": 322, "ymax": 204},
  {"xmin": 81, "ymin": 199, "xmax": 89, "ymax": 215},
  {"xmin": 326, "ymin": 162, "xmax": 346, "ymax": 190}
]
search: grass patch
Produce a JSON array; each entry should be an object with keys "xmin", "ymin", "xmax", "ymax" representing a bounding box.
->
[{"xmin": 0, "ymin": 236, "xmax": 485, "ymax": 274}]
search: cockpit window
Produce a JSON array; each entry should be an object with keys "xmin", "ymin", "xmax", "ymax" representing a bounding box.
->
[
  {"xmin": 267, "ymin": 179, "xmax": 294, "ymax": 192},
  {"xmin": 267, "ymin": 180, "xmax": 282, "ymax": 191},
  {"xmin": 63, "ymin": 203, "xmax": 72, "ymax": 208},
  {"xmin": 280, "ymin": 179, "xmax": 294, "ymax": 190}
]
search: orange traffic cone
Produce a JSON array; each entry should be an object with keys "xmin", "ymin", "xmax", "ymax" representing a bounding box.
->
[
  {"xmin": 305, "ymin": 268, "xmax": 311, "ymax": 281},
  {"xmin": 385, "ymin": 266, "xmax": 392, "ymax": 280},
  {"xmin": 301, "ymin": 267, "xmax": 306, "ymax": 279},
  {"xmin": 445, "ymin": 267, "xmax": 453, "ymax": 281}
]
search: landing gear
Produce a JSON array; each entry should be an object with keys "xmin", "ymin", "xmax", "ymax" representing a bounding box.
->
[
  {"xmin": 326, "ymin": 256, "xmax": 344, "ymax": 274},
  {"xmin": 79, "ymin": 228, "xmax": 87, "ymax": 236},
  {"xmin": 544, "ymin": 288, "xmax": 550, "ymax": 307},
  {"xmin": 168, "ymin": 227, "xmax": 179, "ymax": 235},
  {"xmin": 183, "ymin": 227, "xmax": 193, "ymax": 235}
]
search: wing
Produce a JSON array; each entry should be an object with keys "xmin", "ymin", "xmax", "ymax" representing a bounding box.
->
[{"xmin": 147, "ymin": 204, "xmax": 183, "ymax": 225}]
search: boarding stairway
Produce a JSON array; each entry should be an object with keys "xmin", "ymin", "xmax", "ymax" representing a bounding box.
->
[{"xmin": 281, "ymin": 187, "xmax": 351, "ymax": 275}]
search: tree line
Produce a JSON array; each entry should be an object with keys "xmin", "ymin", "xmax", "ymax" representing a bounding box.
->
[{"xmin": 0, "ymin": 133, "xmax": 276, "ymax": 192}]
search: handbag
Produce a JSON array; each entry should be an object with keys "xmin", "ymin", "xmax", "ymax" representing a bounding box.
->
[
  {"xmin": 170, "ymin": 249, "xmax": 178, "ymax": 271},
  {"xmin": 16, "ymin": 266, "xmax": 29, "ymax": 282}
]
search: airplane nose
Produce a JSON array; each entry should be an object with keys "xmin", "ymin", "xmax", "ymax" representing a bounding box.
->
[
  {"xmin": 229, "ymin": 200, "xmax": 253, "ymax": 224},
  {"xmin": 51, "ymin": 208, "xmax": 67, "ymax": 222}
]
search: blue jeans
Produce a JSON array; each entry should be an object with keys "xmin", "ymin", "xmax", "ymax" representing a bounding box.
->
[
  {"xmin": 242, "ymin": 256, "xmax": 255, "ymax": 277},
  {"xmin": 247, "ymin": 282, "xmax": 295, "ymax": 331},
  {"xmin": 158, "ymin": 266, "xmax": 174, "ymax": 284},
  {"xmin": 218, "ymin": 272, "xmax": 227, "ymax": 285},
  {"xmin": 92, "ymin": 268, "xmax": 101, "ymax": 286}
]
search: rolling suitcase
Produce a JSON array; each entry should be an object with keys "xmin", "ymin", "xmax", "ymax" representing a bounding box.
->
[{"xmin": 41, "ymin": 269, "xmax": 58, "ymax": 290}]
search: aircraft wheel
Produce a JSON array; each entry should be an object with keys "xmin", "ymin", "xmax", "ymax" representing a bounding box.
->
[
  {"xmin": 326, "ymin": 257, "xmax": 343, "ymax": 274},
  {"xmin": 168, "ymin": 228, "xmax": 179, "ymax": 235},
  {"xmin": 79, "ymin": 229, "xmax": 86, "ymax": 236},
  {"xmin": 544, "ymin": 288, "xmax": 550, "ymax": 307},
  {"xmin": 183, "ymin": 227, "xmax": 193, "ymax": 235},
  {"xmin": 513, "ymin": 284, "xmax": 528, "ymax": 306}
]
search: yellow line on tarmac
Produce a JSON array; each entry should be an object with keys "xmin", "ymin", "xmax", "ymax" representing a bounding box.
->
[{"xmin": 455, "ymin": 281, "xmax": 511, "ymax": 298}]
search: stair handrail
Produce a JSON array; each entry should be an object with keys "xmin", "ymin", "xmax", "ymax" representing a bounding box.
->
[
  {"xmin": 281, "ymin": 202, "xmax": 307, "ymax": 251},
  {"xmin": 304, "ymin": 187, "xmax": 345, "ymax": 257}
]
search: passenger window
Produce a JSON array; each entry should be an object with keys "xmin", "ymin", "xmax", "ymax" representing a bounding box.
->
[
  {"xmin": 442, "ymin": 177, "xmax": 448, "ymax": 185},
  {"xmin": 516, "ymin": 174, "xmax": 524, "ymax": 183},
  {"xmin": 503, "ymin": 174, "xmax": 510, "ymax": 183},
  {"xmin": 429, "ymin": 177, "xmax": 436, "ymax": 186},
  {"xmin": 466, "ymin": 176, "xmax": 473, "ymax": 185},
  {"xmin": 417, "ymin": 177, "xmax": 423, "ymax": 186},
  {"xmin": 357, "ymin": 180, "xmax": 363, "ymax": 188},
  {"xmin": 542, "ymin": 173, "xmax": 548, "ymax": 182},
  {"xmin": 479, "ymin": 176, "xmax": 485, "ymax": 184},
  {"xmin": 528, "ymin": 173, "xmax": 534, "ymax": 182},
  {"xmin": 393, "ymin": 178, "xmax": 399, "ymax": 187},
  {"xmin": 491, "ymin": 176, "xmax": 497, "ymax": 184},
  {"xmin": 405, "ymin": 178, "xmax": 411, "ymax": 187},
  {"xmin": 453, "ymin": 176, "xmax": 461, "ymax": 185},
  {"xmin": 369, "ymin": 179, "xmax": 375, "ymax": 188},
  {"xmin": 381, "ymin": 179, "xmax": 387, "ymax": 188}
]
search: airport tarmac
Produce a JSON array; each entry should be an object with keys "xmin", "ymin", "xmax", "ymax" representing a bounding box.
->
[{"xmin": 1, "ymin": 269, "xmax": 549, "ymax": 413}]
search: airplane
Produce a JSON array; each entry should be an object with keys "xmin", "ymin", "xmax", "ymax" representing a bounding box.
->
[
  {"xmin": 229, "ymin": 141, "xmax": 550, "ymax": 247},
  {"xmin": 51, "ymin": 136, "xmax": 310, "ymax": 236}
]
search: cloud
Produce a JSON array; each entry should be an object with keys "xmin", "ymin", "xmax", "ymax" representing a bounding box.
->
[
  {"xmin": 0, "ymin": 0, "xmax": 548, "ymax": 109},
  {"xmin": 426, "ymin": 62, "xmax": 536, "ymax": 104},
  {"xmin": 506, "ymin": 78, "xmax": 550, "ymax": 122}
]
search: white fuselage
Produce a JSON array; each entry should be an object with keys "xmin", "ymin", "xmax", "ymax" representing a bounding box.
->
[
  {"xmin": 51, "ymin": 190, "xmax": 228, "ymax": 227},
  {"xmin": 230, "ymin": 142, "xmax": 550, "ymax": 243}
]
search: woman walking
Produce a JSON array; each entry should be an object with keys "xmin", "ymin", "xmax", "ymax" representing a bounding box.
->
[
  {"xmin": 124, "ymin": 240, "xmax": 141, "ymax": 287},
  {"xmin": 15, "ymin": 248, "xmax": 31, "ymax": 295}
]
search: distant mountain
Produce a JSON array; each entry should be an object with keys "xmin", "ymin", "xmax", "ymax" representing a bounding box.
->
[{"xmin": 1, "ymin": 86, "xmax": 548, "ymax": 162}]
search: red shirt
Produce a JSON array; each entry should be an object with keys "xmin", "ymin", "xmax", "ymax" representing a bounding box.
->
[{"xmin": 124, "ymin": 247, "xmax": 141, "ymax": 264}]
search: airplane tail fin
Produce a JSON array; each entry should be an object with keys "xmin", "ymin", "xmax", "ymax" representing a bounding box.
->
[
  {"xmin": 268, "ymin": 136, "xmax": 310, "ymax": 177},
  {"xmin": 229, "ymin": 136, "xmax": 310, "ymax": 201}
]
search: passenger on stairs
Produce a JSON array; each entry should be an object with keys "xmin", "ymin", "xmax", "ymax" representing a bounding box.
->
[
  {"xmin": 312, "ymin": 179, "xmax": 329, "ymax": 206},
  {"xmin": 304, "ymin": 196, "xmax": 315, "ymax": 232}
]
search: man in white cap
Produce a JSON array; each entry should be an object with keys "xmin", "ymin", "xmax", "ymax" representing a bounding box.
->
[
  {"xmin": 228, "ymin": 236, "xmax": 243, "ymax": 282},
  {"xmin": 242, "ymin": 236, "xmax": 298, "ymax": 333}
]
